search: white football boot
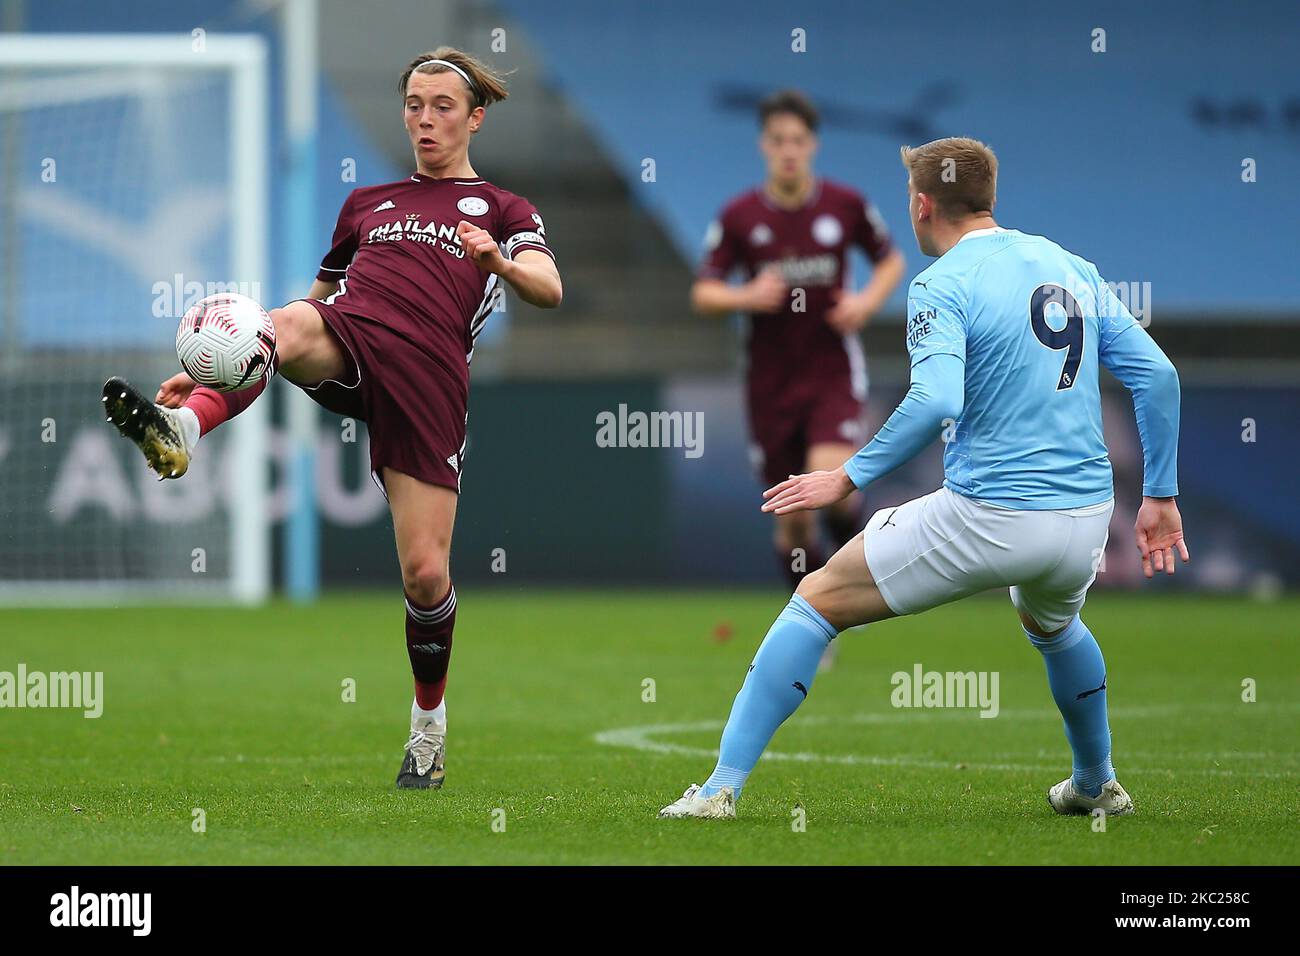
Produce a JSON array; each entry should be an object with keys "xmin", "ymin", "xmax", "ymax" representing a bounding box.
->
[
  {"xmin": 396, "ymin": 711, "xmax": 446, "ymax": 789},
  {"xmin": 1048, "ymin": 776, "xmax": 1134, "ymax": 816},
  {"xmin": 102, "ymin": 376, "xmax": 195, "ymax": 479},
  {"xmin": 658, "ymin": 784, "xmax": 736, "ymax": 819}
]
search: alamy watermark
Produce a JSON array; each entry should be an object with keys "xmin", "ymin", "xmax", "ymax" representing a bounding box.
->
[
  {"xmin": 0, "ymin": 664, "xmax": 103, "ymax": 718},
  {"xmin": 49, "ymin": 886, "xmax": 150, "ymax": 935},
  {"xmin": 595, "ymin": 404, "xmax": 704, "ymax": 459},
  {"xmin": 152, "ymin": 274, "xmax": 264, "ymax": 318},
  {"xmin": 1055, "ymin": 274, "xmax": 1154, "ymax": 328},
  {"xmin": 891, "ymin": 663, "xmax": 999, "ymax": 718}
]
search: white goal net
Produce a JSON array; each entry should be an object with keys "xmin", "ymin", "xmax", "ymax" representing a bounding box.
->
[{"xmin": 0, "ymin": 34, "xmax": 270, "ymax": 604}]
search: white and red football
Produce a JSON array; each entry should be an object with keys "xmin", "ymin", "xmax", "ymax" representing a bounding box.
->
[{"xmin": 175, "ymin": 292, "xmax": 277, "ymax": 393}]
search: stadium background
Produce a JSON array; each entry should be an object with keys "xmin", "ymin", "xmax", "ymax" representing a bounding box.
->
[{"xmin": 2, "ymin": 0, "xmax": 1297, "ymax": 596}]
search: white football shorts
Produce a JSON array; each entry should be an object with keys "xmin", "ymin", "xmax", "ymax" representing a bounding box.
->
[{"xmin": 862, "ymin": 487, "xmax": 1114, "ymax": 632}]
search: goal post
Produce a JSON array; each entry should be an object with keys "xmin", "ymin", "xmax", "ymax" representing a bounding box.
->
[{"xmin": 0, "ymin": 33, "xmax": 271, "ymax": 605}]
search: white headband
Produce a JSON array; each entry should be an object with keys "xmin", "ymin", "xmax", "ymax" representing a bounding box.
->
[{"xmin": 414, "ymin": 58, "xmax": 478, "ymax": 97}]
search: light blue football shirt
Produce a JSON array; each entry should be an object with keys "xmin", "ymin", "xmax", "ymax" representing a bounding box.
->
[{"xmin": 900, "ymin": 227, "xmax": 1179, "ymax": 508}]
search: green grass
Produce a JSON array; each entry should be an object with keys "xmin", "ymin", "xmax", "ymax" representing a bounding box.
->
[{"xmin": 1, "ymin": 591, "xmax": 1297, "ymax": 865}]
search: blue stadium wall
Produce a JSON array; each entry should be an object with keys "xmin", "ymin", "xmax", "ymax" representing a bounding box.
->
[{"xmin": 498, "ymin": 0, "xmax": 1300, "ymax": 315}]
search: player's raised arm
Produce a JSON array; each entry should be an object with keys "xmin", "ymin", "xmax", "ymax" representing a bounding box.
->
[
  {"xmin": 1096, "ymin": 277, "xmax": 1189, "ymax": 577},
  {"xmin": 456, "ymin": 215, "xmax": 562, "ymax": 309},
  {"xmin": 501, "ymin": 247, "xmax": 563, "ymax": 309}
]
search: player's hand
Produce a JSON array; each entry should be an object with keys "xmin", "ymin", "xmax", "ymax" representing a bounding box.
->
[
  {"xmin": 1134, "ymin": 496, "xmax": 1191, "ymax": 578},
  {"xmin": 456, "ymin": 220, "xmax": 508, "ymax": 275},
  {"xmin": 156, "ymin": 371, "xmax": 198, "ymax": 408},
  {"xmin": 761, "ymin": 467, "xmax": 856, "ymax": 515},
  {"xmin": 825, "ymin": 289, "xmax": 872, "ymax": 334},
  {"xmin": 743, "ymin": 268, "xmax": 788, "ymax": 313}
]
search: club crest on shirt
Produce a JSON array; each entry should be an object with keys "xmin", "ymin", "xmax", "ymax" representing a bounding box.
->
[
  {"xmin": 812, "ymin": 214, "xmax": 842, "ymax": 247},
  {"xmin": 749, "ymin": 223, "xmax": 773, "ymax": 246},
  {"xmin": 457, "ymin": 196, "xmax": 489, "ymax": 216}
]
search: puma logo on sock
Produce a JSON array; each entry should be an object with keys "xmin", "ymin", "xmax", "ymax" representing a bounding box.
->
[{"xmin": 1076, "ymin": 675, "xmax": 1107, "ymax": 701}]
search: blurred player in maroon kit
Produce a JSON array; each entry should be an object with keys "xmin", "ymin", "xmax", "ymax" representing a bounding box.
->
[
  {"xmin": 102, "ymin": 48, "xmax": 562, "ymax": 789},
  {"xmin": 692, "ymin": 90, "xmax": 904, "ymax": 666}
]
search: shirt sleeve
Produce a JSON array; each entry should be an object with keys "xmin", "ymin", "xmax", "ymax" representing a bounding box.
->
[
  {"xmin": 843, "ymin": 352, "xmax": 966, "ymax": 489},
  {"xmin": 317, "ymin": 191, "xmax": 360, "ymax": 282},
  {"xmin": 1095, "ymin": 270, "xmax": 1181, "ymax": 498},
  {"xmin": 498, "ymin": 194, "xmax": 554, "ymax": 261},
  {"xmin": 905, "ymin": 275, "xmax": 967, "ymax": 366},
  {"xmin": 697, "ymin": 212, "xmax": 741, "ymax": 280},
  {"xmin": 843, "ymin": 276, "xmax": 968, "ymax": 489},
  {"xmin": 851, "ymin": 195, "xmax": 895, "ymax": 264}
]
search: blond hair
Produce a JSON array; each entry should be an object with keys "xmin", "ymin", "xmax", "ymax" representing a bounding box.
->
[
  {"xmin": 398, "ymin": 47, "xmax": 512, "ymax": 109},
  {"xmin": 899, "ymin": 137, "xmax": 998, "ymax": 218}
]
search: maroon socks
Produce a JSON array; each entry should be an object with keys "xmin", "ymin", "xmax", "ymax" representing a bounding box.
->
[{"xmin": 404, "ymin": 586, "xmax": 456, "ymax": 709}]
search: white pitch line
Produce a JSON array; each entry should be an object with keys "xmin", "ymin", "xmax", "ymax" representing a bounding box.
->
[{"xmin": 594, "ymin": 706, "xmax": 1300, "ymax": 779}]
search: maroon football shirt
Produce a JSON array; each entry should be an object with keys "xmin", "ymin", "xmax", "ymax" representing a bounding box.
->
[
  {"xmin": 317, "ymin": 173, "xmax": 553, "ymax": 396},
  {"xmin": 698, "ymin": 178, "xmax": 893, "ymax": 403}
]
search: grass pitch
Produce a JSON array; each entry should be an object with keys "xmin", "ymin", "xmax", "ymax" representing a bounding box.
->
[{"xmin": 1, "ymin": 591, "xmax": 1296, "ymax": 865}]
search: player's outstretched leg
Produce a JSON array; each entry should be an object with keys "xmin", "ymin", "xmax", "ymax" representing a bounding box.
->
[
  {"xmin": 103, "ymin": 368, "xmax": 271, "ymax": 479},
  {"xmin": 659, "ymin": 594, "xmax": 835, "ymax": 820},
  {"xmin": 660, "ymin": 533, "xmax": 892, "ymax": 819},
  {"xmin": 102, "ymin": 300, "xmax": 339, "ymax": 479},
  {"xmin": 101, "ymin": 376, "xmax": 202, "ymax": 479},
  {"xmin": 1021, "ymin": 612, "xmax": 1133, "ymax": 816}
]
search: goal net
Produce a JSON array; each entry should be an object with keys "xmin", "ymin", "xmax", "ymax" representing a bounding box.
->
[{"xmin": 0, "ymin": 34, "xmax": 270, "ymax": 604}]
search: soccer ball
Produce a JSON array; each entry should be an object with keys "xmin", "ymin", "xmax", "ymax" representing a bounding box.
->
[{"xmin": 176, "ymin": 293, "xmax": 277, "ymax": 392}]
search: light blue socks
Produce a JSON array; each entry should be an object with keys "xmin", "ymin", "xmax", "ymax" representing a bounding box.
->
[
  {"xmin": 701, "ymin": 595, "xmax": 838, "ymax": 798},
  {"xmin": 1025, "ymin": 614, "xmax": 1114, "ymax": 797}
]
